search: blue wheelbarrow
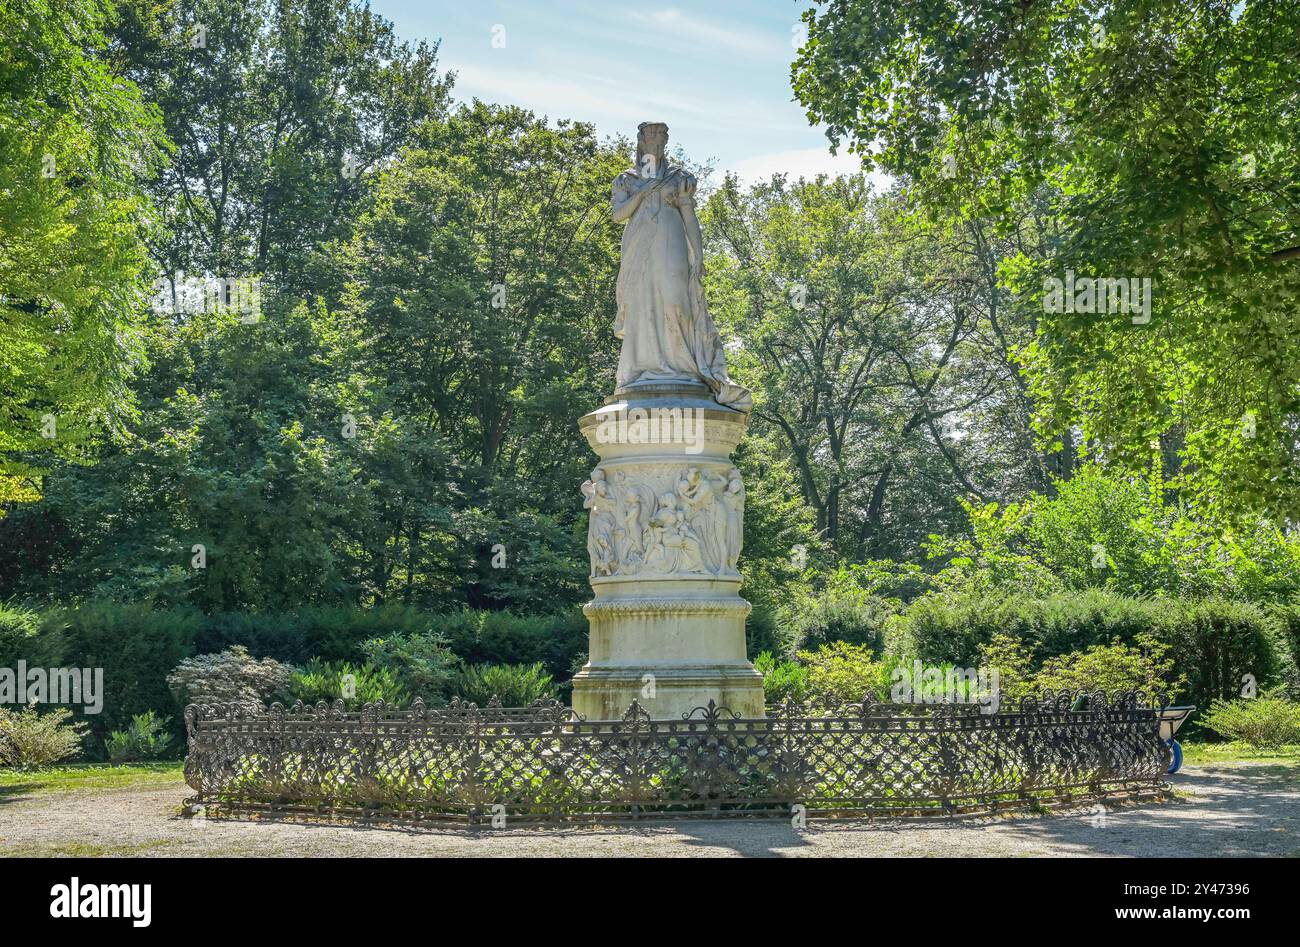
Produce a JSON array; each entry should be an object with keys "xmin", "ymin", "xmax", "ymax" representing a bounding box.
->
[{"xmin": 1158, "ymin": 705, "xmax": 1196, "ymax": 774}]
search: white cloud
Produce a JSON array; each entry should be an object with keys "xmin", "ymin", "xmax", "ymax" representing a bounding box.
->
[{"xmin": 628, "ymin": 8, "xmax": 786, "ymax": 57}]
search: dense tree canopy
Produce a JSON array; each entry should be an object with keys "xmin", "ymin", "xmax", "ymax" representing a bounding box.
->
[
  {"xmin": 793, "ymin": 0, "xmax": 1300, "ymax": 518},
  {"xmin": 0, "ymin": 0, "xmax": 168, "ymax": 502},
  {"xmin": 704, "ymin": 174, "xmax": 1049, "ymax": 560},
  {"xmin": 5, "ymin": 0, "xmax": 1299, "ymax": 632}
]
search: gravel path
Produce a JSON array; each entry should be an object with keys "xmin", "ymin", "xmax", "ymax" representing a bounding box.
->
[{"xmin": 1, "ymin": 762, "xmax": 1296, "ymax": 857}]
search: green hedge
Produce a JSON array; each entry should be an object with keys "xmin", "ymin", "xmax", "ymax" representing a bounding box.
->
[
  {"xmin": 0, "ymin": 602, "xmax": 588, "ymax": 759},
  {"xmin": 436, "ymin": 608, "xmax": 587, "ymax": 679},
  {"xmin": 196, "ymin": 605, "xmax": 439, "ymax": 665},
  {"xmin": 39, "ymin": 602, "xmax": 201, "ymax": 746},
  {"xmin": 895, "ymin": 588, "xmax": 1282, "ymax": 710}
]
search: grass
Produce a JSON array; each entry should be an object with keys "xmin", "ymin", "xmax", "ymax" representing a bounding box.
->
[
  {"xmin": 2, "ymin": 839, "xmax": 185, "ymax": 857},
  {"xmin": 0, "ymin": 760, "xmax": 185, "ymax": 796},
  {"xmin": 1178, "ymin": 741, "xmax": 1300, "ymax": 765}
]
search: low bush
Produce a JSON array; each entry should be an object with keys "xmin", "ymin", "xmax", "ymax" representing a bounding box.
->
[
  {"xmin": 105, "ymin": 711, "xmax": 175, "ymax": 763},
  {"xmin": 0, "ymin": 706, "xmax": 86, "ymax": 769},
  {"xmin": 899, "ymin": 589, "xmax": 1279, "ymax": 710},
  {"xmin": 753, "ymin": 651, "xmax": 809, "ymax": 704},
  {"xmin": 0, "ymin": 601, "xmax": 65, "ymax": 668},
  {"xmin": 451, "ymin": 662, "xmax": 558, "ymax": 706},
  {"xmin": 288, "ymin": 659, "xmax": 410, "ymax": 710},
  {"xmin": 197, "ymin": 605, "xmax": 437, "ymax": 664},
  {"xmin": 167, "ymin": 646, "xmax": 295, "ymax": 711},
  {"xmin": 360, "ymin": 632, "xmax": 458, "ymax": 703},
  {"xmin": 1159, "ymin": 598, "xmax": 1280, "ymax": 709},
  {"xmin": 797, "ymin": 642, "xmax": 888, "ymax": 704},
  {"xmin": 1200, "ymin": 697, "xmax": 1300, "ymax": 749},
  {"xmin": 50, "ymin": 601, "xmax": 200, "ymax": 743},
  {"xmin": 785, "ymin": 595, "xmax": 896, "ymax": 654},
  {"xmin": 978, "ymin": 633, "xmax": 1186, "ymax": 706},
  {"xmin": 438, "ymin": 610, "xmax": 586, "ymax": 681}
]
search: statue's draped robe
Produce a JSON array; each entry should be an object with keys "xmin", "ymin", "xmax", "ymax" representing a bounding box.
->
[{"xmin": 613, "ymin": 167, "xmax": 752, "ymax": 410}]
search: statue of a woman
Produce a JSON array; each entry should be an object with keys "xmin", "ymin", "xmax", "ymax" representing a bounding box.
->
[{"xmin": 611, "ymin": 122, "xmax": 752, "ymax": 411}]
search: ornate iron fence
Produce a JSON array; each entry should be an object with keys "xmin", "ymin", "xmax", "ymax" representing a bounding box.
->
[{"xmin": 183, "ymin": 692, "xmax": 1173, "ymax": 823}]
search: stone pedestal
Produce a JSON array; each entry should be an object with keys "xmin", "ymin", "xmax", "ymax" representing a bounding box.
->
[{"xmin": 570, "ymin": 381, "xmax": 765, "ymax": 721}]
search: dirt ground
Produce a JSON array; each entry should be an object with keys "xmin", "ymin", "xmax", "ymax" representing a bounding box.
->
[{"xmin": 1, "ymin": 761, "xmax": 1296, "ymax": 857}]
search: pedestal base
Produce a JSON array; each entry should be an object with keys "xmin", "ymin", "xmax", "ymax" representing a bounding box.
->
[
  {"xmin": 571, "ymin": 664, "xmax": 764, "ymax": 721},
  {"xmin": 575, "ymin": 382, "xmax": 765, "ymax": 722}
]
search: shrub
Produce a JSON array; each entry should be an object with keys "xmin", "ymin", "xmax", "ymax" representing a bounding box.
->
[
  {"xmin": 797, "ymin": 642, "xmax": 887, "ymax": 704},
  {"xmin": 167, "ymin": 646, "xmax": 295, "ymax": 712},
  {"xmin": 51, "ymin": 601, "xmax": 200, "ymax": 743},
  {"xmin": 197, "ymin": 605, "xmax": 438, "ymax": 664},
  {"xmin": 753, "ymin": 651, "xmax": 809, "ymax": 704},
  {"xmin": 975, "ymin": 633, "xmax": 1035, "ymax": 706},
  {"xmin": 1266, "ymin": 603, "xmax": 1300, "ymax": 698},
  {"xmin": 745, "ymin": 607, "xmax": 787, "ymax": 658},
  {"xmin": 0, "ymin": 706, "xmax": 86, "ymax": 769},
  {"xmin": 1157, "ymin": 598, "xmax": 1279, "ymax": 707},
  {"xmin": 288, "ymin": 659, "xmax": 409, "ymax": 710},
  {"xmin": 785, "ymin": 595, "xmax": 896, "ymax": 653},
  {"xmin": 1200, "ymin": 697, "xmax": 1300, "ymax": 749},
  {"xmin": 0, "ymin": 601, "xmax": 64, "ymax": 668},
  {"xmin": 452, "ymin": 662, "xmax": 558, "ymax": 706},
  {"xmin": 361, "ymin": 632, "xmax": 458, "ymax": 703},
  {"xmin": 105, "ymin": 711, "xmax": 175, "ymax": 763},
  {"xmin": 1032, "ymin": 633, "xmax": 1186, "ymax": 699},
  {"xmin": 438, "ymin": 610, "xmax": 587, "ymax": 681},
  {"xmin": 901, "ymin": 589, "xmax": 1280, "ymax": 711}
]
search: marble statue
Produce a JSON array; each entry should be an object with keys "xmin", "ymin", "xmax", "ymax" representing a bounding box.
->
[
  {"xmin": 571, "ymin": 121, "xmax": 764, "ymax": 721},
  {"xmin": 611, "ymin": 122, "xmax": 752, "ymax": 411}
]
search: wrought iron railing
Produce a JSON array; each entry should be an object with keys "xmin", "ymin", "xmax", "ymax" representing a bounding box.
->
[{"xmin": 183, "ymin": 692, "xmax": 1173, "ymax": 823}]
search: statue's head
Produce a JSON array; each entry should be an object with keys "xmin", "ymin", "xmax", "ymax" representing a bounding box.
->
[
  {"xmin": 637, "ymin": 122, "xmax": 669, "ymax": 149},
  {"xmin": 636, "ymin": 122, "xmax": 669, "ymax": 176}
]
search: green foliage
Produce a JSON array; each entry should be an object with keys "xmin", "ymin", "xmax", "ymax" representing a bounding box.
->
[
  {"xmin": 105, "ymin": 711, "xmax": 174, "ymax": 763},
  {"xmin": 974, "ymin": 634, "xmax": 1035, "ymax": 707},
  {"xmin": 288, "ymin": 659, "xmax": 409, "ymax": 710},
  {"xmin": 980, "ymin": 632, "xmax": 1186, "ymax": 707},
  {"xmin": 360, "ymin": 632, "xmax": 458, "ymax": 703},
  {"xmin": 51, "ymin": 602, "xmax": 199, "ymax": 743},
  {"xmin": 925, "ymin": 497, "xmax": 1064, "ymax": 597},
  {"xmin": 1158, "ymin": 598, "xmax": 1281, "ymax": 711},
  {"xmin": 704, "ymin": 176, "xmax": 1042, "ymax": 562},
  {"xmin": 451, "ymin": 662, "xmax": 558, "ymax": 707},
  {"xmin": 904, "ymin": 588, "xmax": 1277, "ymax": 711},
  {"xmin": 792, "ymin": 1, "xmax": 1300, "ymax": 517},
  {"xmin": 796, "ymin": 642, "xmax": 888, "ymax": 704},
  {"xmin": 0, "ymin": 0, "xmax": 168, "ymax": 499},
  {"xmin": 166, "ymin": 646, "xmax": 294, "ymax": 711},
  {"xmin": 783, "ymin": 593, "xmax": 896, "ymax": 655},
  {"xmin": 0, "ymin": 706, "xmax": 86, "ymax": 769},
  {"xmin": 753, "ymin": 651, "xmax": 809, "ymax": 705},
  {"xmin": 1200, "ymin": 697, "xmax": 1300, "ymax": 750},
  {"xmin": 437, "ymin": 609, "xmax": 587, "ymax": 681},
  {"xmin": 198, "ymin": 605, "xmax": 440, "ymax": 665},
  {"xmin": 744, "ymin": 607, "xmax": 786, "ymax": 660},
  {"xmin": 1033, "ymin": 634, "xmax": 1185, "ymax": 700},
  {"xmin": 0, "ymin": 601, "xmax": 64, "ymax": 668}
]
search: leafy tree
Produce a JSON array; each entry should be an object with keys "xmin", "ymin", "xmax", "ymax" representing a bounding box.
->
[
  {"xmin": 0, "ymin": 0, "xmax": 168, "ymax": 503},
  {"xmin": 704, "ymin": 174, "xmax": 1044, "ymax": 559},
  {"xmin": 792, "ymin": 0, "xmax": 1300, "ymax": 516},
  {"xmin": 109, "ymin": 0, "xmax": 450, "ymax": 294},
  {"xmin": 332, "ymin": 103, "xmax": 627, "ymax": 609}
]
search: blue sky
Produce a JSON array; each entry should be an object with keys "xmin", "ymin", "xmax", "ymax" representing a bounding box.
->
[{"xmin": 368, "ymin": 0, "xmax": 868, "ymax": 183}]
